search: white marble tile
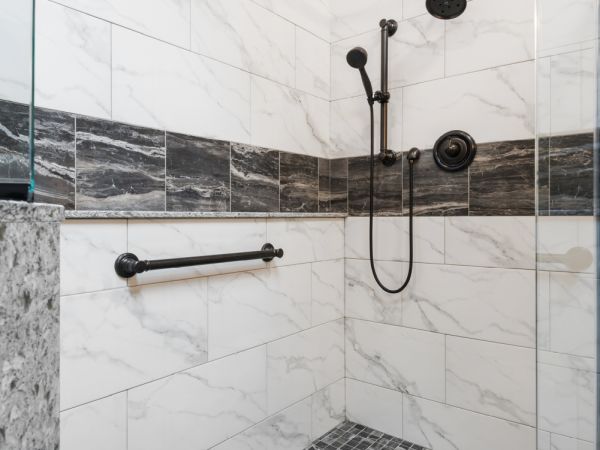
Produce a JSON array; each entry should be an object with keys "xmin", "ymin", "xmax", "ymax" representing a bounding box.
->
[
  {"xmin": 446, "ymin": 336, "xmax": 536, "ymax": 426},
  {"xmin": 402, "ymin": 0, "xmax": 428, "ymax": 19},
  {"xmin": 539, "ymin": 430, "xmax": 552, "ymax": 450},
  {"xmin": 445, "ymin": 216, "xmax": 536, "ymax": 269},
  {"xmin": 251, "ymin": 76, "xmax": 329, "ymax": 157},
  {"xmin": 388, "ymin": 15, "xmax": 445, "ymax": 88},
  {"xmin": 538, "ymin": 362, "xmax": 596, "ymax": 442},
  {"xmin": 52, "ymin": 0, "xmax": 191, "ymax": 48},
  {"xmin": 403, "ymin": 263, "xmax": 535, "ymax": 347},
  {"xmin": 403, "ymin": 394, "xmax": 537, "ymax": 450},
  {"xmin": 403, "ymin": 61, "xmax": 534, "ymax": 150},
  {"xmin": 537, "ymin": 217, "xmax": 596, "ymax": 274},
  {"xmin": 252, "ymin": 0, "xmax": 331, "ymax": 41},
  {"xmin": 60, "ymin": 220, "xmax": 127, "ymax": 296},
  {"xmin": 346, "ymin": 378, "xmax": 403, "ymax": 438},
  {"xmin": 296, "ymin": 27, "xmax": 330, "ymax": 99},
  {"xmin": 311, "ymin": 379, "xmax": 346, "ymax": 440},
  {"xmin": 550, "ymin": 434, "xmax": 595, "ymax": 450},
  {"xmin": 127, "ymin": 219, "xmax": 266, "ymax": 285},
  {"xmin": 538, "ymin": 350, "xmax": 596, "ymax": 373},
  {"xmin": 0, "ymin": 0, "xmax": 32, "ymax": 103},
  {"xmin": 346, "ymin": 319, "xmax": 445, "ymax": 401},
  {"xmin": 345, "ymin": 259, "xmax": 405, "ymax": 325},
  {"xmin": 128, "ymin": 346, "xmax": 267, "ymax": 450},
  {"xmin": 345, "ymin": 217, "xmax": 445, "ymax": 264},
  {"xmin": 329, "ymin": 0, "xmax": 402, "ymax": 42},
  {"xmin": 550, "ymin": 48, "xmax": 596, "ymax": 136},
  {"xmin": 112, "ymin": 26, "xmax": 251, "ymax": 144},
  {"xmin": 445, "ymin": 0, "xmax": 534, "ymax": 76},
  {"xmin": 61, "ymin": 279, "xmax": 208, "ymax": 409},
  {"xmin": 267, "ymin": 320, "xmax": 344, "ymax": 414},
  {"xmin": 191, "ymin": 0, "xmax": 295, "ymax": 86},
  {"xmin": 330, "ymin": 30, "xmax": 380, "ymax": 100},
  {"xmin": 537, "ymin": 56, "xmax": 552, "ymax": 137},
  {"xmin": 311, "ymin": 259, "xmax": 344, "ymax": 326},
  {"xmin": 538, "ymin": 271, "xmax": 551, "ymax": 350},
  {"xmin": 36, "ymin": 0, "xmax": 111, "ymax": 119},
  {"xmin": 266, "ymin": 218, "xmax": 344, "ymax": 267},
  {"xmin": 538, "ymin": 0, "xmax": 597, "ymax": 54},
  {"xmin": 549, "ymin": 272, "xmax": 597, "ymax": 358},
  {"xmin": 208, "ymin": 265, "xmax": 312, "ymax": 359},
  {"xmin": 60, "ymin": 393, "xmax": 127, "ymax": 450},
  {"xmin": 212, "ymin": 397, "xmax": 312, "ymax": 450}
]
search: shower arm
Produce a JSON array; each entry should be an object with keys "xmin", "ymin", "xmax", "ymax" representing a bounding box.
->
[{"xmin": 375, "ymin": 19, "xmax": 398, "ymax": 166}]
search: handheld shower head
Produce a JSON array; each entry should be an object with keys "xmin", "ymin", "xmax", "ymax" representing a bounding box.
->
[{"xmin": 346, "ymin": 47, "xmax": 374, "ymax": 104}]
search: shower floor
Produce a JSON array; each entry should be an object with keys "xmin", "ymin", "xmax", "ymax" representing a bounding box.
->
[{"xmin": 306, "ymin": 421, "xmax": 428, "ymax": 450}]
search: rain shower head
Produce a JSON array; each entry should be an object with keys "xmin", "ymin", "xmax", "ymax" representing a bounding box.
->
[
  {"xmin": 426, "ymin": 0, "xmax": 467, "ymax": 19},
  {"xmin": 346, "ymin": 47, "xmax": 374, "ymax": 104}
]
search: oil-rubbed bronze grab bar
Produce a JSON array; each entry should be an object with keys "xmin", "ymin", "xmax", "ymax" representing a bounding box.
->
[{"xmin": 114, "ymin": 243, "xmax": 284, "ymax": 278}]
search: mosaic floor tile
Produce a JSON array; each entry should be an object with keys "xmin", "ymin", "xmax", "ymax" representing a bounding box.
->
[{"xmin": 306, "ymin": 421, "xmax": 428, "ymax": 450}]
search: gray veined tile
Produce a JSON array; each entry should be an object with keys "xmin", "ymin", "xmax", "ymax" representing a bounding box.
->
[
  {"xmin": 330, "ymin": 158, "xmax": 348, "ymax": 214},
  {"xmin": 318, "ymin": 157, "xmax": 331, "ymax": 213},
  {"xmin": 230, "ymin": 143, "xmax": 278, "ymax": 213},
  {"xmin": 279, "ymin": 152, "xmax": 319, "ymax": 213},
  {"xmin": 75, "ymin": 117, "xmax": 165, "ymax": 211},
  {"xmin": 538, "ymin": 136, "xmax": 551, "ymax": 216},
  {"xmin": 0, "ymin": 99, "xmax": 30, "ymax": 182},
  {"xmin": 348, "ymin": 156, "xmax": 403, "ymax": 216},
  {"xmin": 34, "ymin": 107, "xmax": 76, "ymax": 208},
  {"xmin": 469, "ymin": 139, "xmax": 535, "ymax": 216},
  {"xmin": 166, "ymin": 133, "xmax": 230, "ymax": 212},
  {"xmin": 549, "ymin": 133, "xmax": 594, "ymax": 216}
]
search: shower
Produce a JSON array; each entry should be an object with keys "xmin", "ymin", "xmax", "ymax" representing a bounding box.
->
[{"xmin": 346, "ymin": 2, "xmax": 469, "ymax": 294}]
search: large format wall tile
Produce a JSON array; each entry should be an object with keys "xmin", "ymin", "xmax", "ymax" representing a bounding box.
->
[
  {"xmin": 538, "ymin": 0, "xmax": 598, "ymax": 54},
  {"xmin": 279, "ymin": 153, "xmax": 319, "ymax": 213},
  {"xmin": 267, "ymin": 320, "xmax": 344, "ymax": 414},
  {"xmin": 166, "ymin": 133, "xmax": 230, "ymax": 212},
  {"xmin": 52, "ymin": 0, "xmax": 191, "ymax": 48},
  {"xmin": 60, "ymin": 220, "xmax": 127, "ymax": 295},
  {"xmin": 61, "ymin": 279, "xmax": 209, "ymax": 409},
  {"xmin": 231, "ymin": 143, "xmax": 280, "ymax": 212},
  {"xmin": 76, "ymin": 117, "xmax": 166, "ymax": 211},
  {"xmin": 403, "ymin": 61, "xmax": 534, "ymax": 150},
  {"xmin": 445, "ymin": 216, "xmax": 536, "ymax": 269},
  {"xmin": 469, "ymin": 139, "xmax": 535, "ymax": 216},
  {"xmin": 330, "ymin": 96, "xmax": 373, "ymax": 157},
  {"xmin": 329, "ymin": 0, "xmax": 400, "ymax": 42},
  {"xmin": 266, "ymin": 218, "xmax": 345, "ymax": 266},
  {"xmin": 128, "ymin": 346, "xmax": 267, "ymax": 450},
  {"xmin": 34, "ymin": 108, "xmax": 76, "ymax": 208},
  {"xmin": 0, "ymin": 0, "xmax": 32, "ymax": 103},
  {"xmin": 207, "ymin": 265, "xmax": 312, "ymax": 359},
  {"xmin": 311, "ymin": 259, "xmax": 344, "ymax": 326},
  {"xmin": 60, "ymin": 393, "xmax": 127, "ymax": 450},
  {"xmin": 311, "ymin": 380, "xmax": 345, "ymax": 440},
  {"xmin": 191, "ymin": 0, "xmax": 295, "ymax": 86},
  {"xmin": 127, "ymin": 219, "xmax": 267, "ymax": 285},
  {"xmin": 0, "ymin": 100, "xmax": 30, "ymax": 181},
  {"xmin": 403, "ymin": 395, "xmax": 536, "ymax": 450},
  {"xmin": 212, "ymin": 397, "xmax": 312, "ymax": 450},
  {"xmin": 446, "ymin": 336, "xmax": 536, "ymax": 426},
  {"xmin": 346, "ymin": 319, "xmax": 445, "ymax": 402},
  {"xmin": 36, "ymin": 0, "xmax": 111, "ymax": 119},
  {"xmin": 251, "ymin": 77, "xmax": 329, "ymax": 158},
  {"xmin": 253, "ymin": 0, "xmax": 331, "ymax": 42},
  {"xmin": 296, "ymin": 27, "xmax": 331, "ymax": 99},
  {"xmin": 113, "ymin": 27, "xmax": 251, "ymax": 144},
  {"xmin": 345, "ymin": 217, "xmax": 445, "ymax": 263},
  {"xmin": 346, "ymin": 379, "xmax": 403, "ymax": 438},
  {"xmin": 403, "ymin": 263, "xmax": 535, "ymax": 347},
  {"xmin": 445, "ymin": 0, "xmax": 534, "ymax": 75}
]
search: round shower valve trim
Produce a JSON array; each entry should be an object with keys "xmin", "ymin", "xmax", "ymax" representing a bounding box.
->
[{"xmin": 432, "ymin": 130, "xmax": 477, "ymax": 172}]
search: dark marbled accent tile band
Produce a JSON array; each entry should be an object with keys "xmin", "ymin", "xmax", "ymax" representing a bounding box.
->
[
  {"xmin": 306, "ymin": 421, "xmax": 428, "ymax": 450},
  {"xmin": 537, "ymin": 137, "xmax": 550, "ymax": 216},
  {"xmin": 330, "ymin": 158, "xmax": 348, "ymax": 213},
  {"xmin": 166, "ymin": 133, "xmax": 230, "ymax": 212},
  {"xmin": 280, "ymin": 152, "xmax": 319, "ymax": 213},
  {"xmin": 0, "ymin": 99, "xmax": 30, "ymax": 182},
  {"xmin": 231, "ymin": 143, "xmax": 279, "ymax": 213},
  {"xmin": 34, "ymin": 108, "xmax": 76, "ymax": 208},
  {"xmin": 348, "ymin": 156, "xmax": 403, "ymax": 216},
  {"xmin": 76, "ymin": 117, "xmax": 166, "ymax": 211},
  {"xmin": 402, "ymin": 149, "xmax": 468, "ymax": 216},
  {"xmin": 469, "ymin": 139, "xmax": 535, "ymax": 216},
  {"xmin": 318, "ymin": 158, "xmax": 331, "ymax": 212}
]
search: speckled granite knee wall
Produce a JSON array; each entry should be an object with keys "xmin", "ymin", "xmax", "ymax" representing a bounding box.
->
[{"xmin": 0, "ymin": 201, "xmax": 63, "ymax": 450}]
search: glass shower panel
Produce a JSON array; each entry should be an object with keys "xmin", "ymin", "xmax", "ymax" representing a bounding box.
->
[
  {"xmin": 0, "ymin": 0, "xmax": 35, "ymax": 200},
  {"xmin": 536, "ymin": 0, "xmax": 598, "ymax": 448}
]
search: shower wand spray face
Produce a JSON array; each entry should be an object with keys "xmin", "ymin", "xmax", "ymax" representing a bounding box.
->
[{"xmin": 426, "ymin": 0, "xmax": 467, "ymax": 19}]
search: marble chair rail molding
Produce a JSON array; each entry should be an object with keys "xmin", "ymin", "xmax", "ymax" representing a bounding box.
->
[{"xmin": 1, "ymin": 98, "xmax": 595, "ymax": 218}]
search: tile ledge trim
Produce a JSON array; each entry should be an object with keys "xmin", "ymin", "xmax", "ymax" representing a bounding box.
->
[{"xmin": 65, "ymin": 210, "xmax": 348, "ymax": 219}]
